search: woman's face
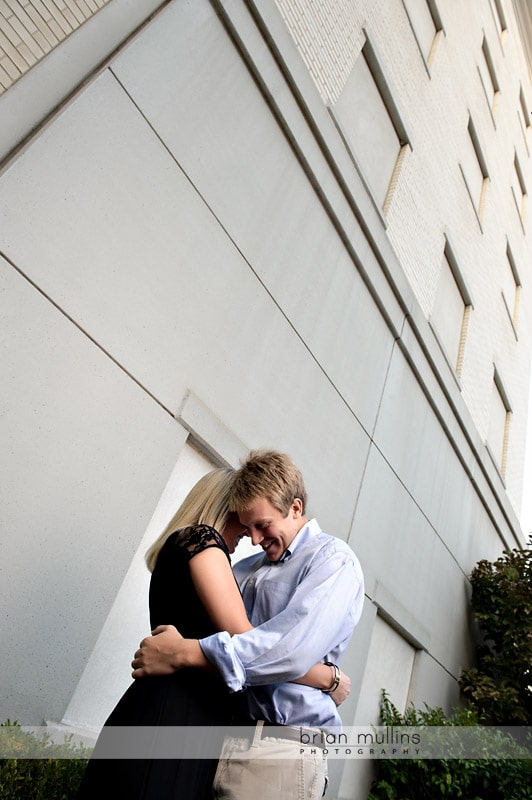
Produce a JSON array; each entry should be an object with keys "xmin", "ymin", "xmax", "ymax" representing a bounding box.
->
[{"xmin": 221, "ymin": 513, "xmax": 247, "ymax": 554}]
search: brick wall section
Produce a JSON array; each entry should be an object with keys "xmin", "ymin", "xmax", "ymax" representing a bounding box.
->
[
  {"xmin": 0, "ymin": 0, "xmax": 111, "ymax": 94},
  {"xmin": 275, "ymin": 0, "xmax": 365, "ymax": 104},
  {"xmin": 274, "ymin": 0, "xmax": 532, "ymax": 514}
]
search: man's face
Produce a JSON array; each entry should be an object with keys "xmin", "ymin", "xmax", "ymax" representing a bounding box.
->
[{"xmin": 238, "ymin": 497, "xmax": 305, "ymax": 562}]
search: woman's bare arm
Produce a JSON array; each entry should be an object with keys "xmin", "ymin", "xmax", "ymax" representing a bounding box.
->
[{"xmin": 189, "ymin": 547, "xmax": 253, "ymax": 635}]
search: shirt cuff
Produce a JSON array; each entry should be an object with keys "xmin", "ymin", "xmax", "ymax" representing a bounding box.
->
[{"xmin": 199, "ymin": 631, "xmax": 247, "ymax": 692}]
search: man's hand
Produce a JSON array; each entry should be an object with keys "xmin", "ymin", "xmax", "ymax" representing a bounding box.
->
[
  {"xmin": 131, "ymin": 625, "xmax": 184, "ymax": 678},
  {"xmin": 330, "ymin": 670, "xmax": 351, "ymax": 706},
  {"xmin": 131, "ymin": 624, "xmax": 212, "ymax": 678}
]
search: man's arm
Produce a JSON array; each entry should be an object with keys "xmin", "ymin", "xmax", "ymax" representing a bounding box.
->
[
  {"xmin": 131, "ymin": 625, "xmax": 211, "ymax": 677},
  {"xmin": 132, "ymin": 624, "xmax": 352, "ymax": 706},
  {"xmin": 200, "ymin": 548, "xmax": 364, "ymax": 691},
  {"xmin": 133, "ymin": 546, "xmax": 364, "ymax": 689}
]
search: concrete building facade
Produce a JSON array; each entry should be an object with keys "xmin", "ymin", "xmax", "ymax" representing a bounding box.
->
[{"xmin": 1, "ymin": 1, "xmax": 531, "ymax": 797}]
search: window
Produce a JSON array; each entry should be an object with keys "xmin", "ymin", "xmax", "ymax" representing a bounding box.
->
[
  {"xmin": 430, "ymin": 238, "xmax": 473, "ymax": 379},
  {"xmin": 491, "ymin": 0, "xmax": 508, "ymax": 46},
  {"xmin": 518, "ymin": 87, "xmax": 531, "ymax": 146},
  {"xmin": 487, "ymin": 367, "xmax": 512, "ymax": 479},
  {"xmin": 354, "ymin": 615, "xmax": 416, "ymax": 726},
  {"xmin": 348, "ymin": 615, "xmax": 417, "ymax": 800},
  {"xmin": 511, "ymin": 152, "xmax": 527, "ymax": 225},
  {"xmin": 402, "ymin": 0, "xmax": 443, "ymax": 68},
  {"xmin": 332, "ymin": 35, "xmax": 411, "ymax": 211},
  {"xmin": 461, "ymin": 117, "xmax": 489, "ymax": 224},
  {"xmin": 502, "ymin": 243, "xmax": 521, "ymax": 332},
  {"xmin": 479, "ymin": 38, "xmax": 500, "ymax": 119}
]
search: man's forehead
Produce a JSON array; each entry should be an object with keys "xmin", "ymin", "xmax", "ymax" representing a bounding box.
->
[{"xmin": 239, "ymin": 497, "xmax": 277, "ymax": 522}]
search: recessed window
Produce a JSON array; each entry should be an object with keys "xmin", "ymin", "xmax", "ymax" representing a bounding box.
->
[
  {"xmin": 502, "ymin": 243, "xmax": 521, "ymax": 332},
  {"xmin": 511, "ymin": 153, "xmax": 527, "ymax": 225},
  {"xmin": 353, "ymin": 615, "xmax": 416, "ymax": 726},
  {"xmin": 491, "ymin": 0, "xmax": 508, "ymax": 46},
  {"xmin": 479, "ymin": 38, "xmax": 501, "ymax": 119},
  {"xmin": 518, "ymin": 87, "xmax": 531, "ymax": 146},
  {"xmin": 402, "ymin": 0, "xmax": 444, "ymax": 68},
  {"xmin": 461, "ymin": 117, "xmax": 490, "ymax": 224},
  {"xmin": 487, "ymin": 367, "xmax": 512, "ymax": 479},
  {"xmin": 331, "ymin": 35, "xmax": 411, "ymax": 212},
  {"xmin": 430, "ymin": 239, "xmax": 473, "ymax": 379}
]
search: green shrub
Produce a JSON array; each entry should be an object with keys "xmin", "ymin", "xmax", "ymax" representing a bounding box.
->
[
  {"xmin": 0, "ymin": 720, "xmax": 92, "ymax": 800},
  {"xmin": 460, "ymin": 540, "xmax": 532, "ymax": 725},
  {"xmin": 368, "ymin": 692, "xmax": 532, "ymax": 800},
  {"xmin": 370, "ymin": 540, "xmax": 532, "ymax": 798}
]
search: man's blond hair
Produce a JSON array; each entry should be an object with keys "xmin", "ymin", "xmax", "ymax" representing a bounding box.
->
[{"xmin": 229, "ymin": 450, "xmax": 307, "ymax": 516}]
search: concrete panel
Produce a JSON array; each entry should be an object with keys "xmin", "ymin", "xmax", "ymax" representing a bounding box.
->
[
  {"xmin": 372, "ymin": 341, "xmax": 513, "ymax": 570},
  {"xmin": 0, "ymin": 257, "xmax": 182, "ymax": 723},
  {"xmin": 0, "ymin": 0, "xmax": 167, "ymax": 161},
  {"xmin": 110, "ymin": 0, "xmax": 397, "ymax": 434},
  {"xmin": 350, "ymin": 444, "xmax": 473, "ymax": 678},
  {"xmin": 400, "ymin": 306, "xmax": 523, "ymax": 551},
  {"xmin": 0, "ymin": 67, "xmax": 372, "ymax": 540}
]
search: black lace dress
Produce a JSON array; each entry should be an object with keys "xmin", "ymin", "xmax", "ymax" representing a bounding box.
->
[{"xmin": 76, "ymin": 524, "xmax": 241, "ymax": 800}]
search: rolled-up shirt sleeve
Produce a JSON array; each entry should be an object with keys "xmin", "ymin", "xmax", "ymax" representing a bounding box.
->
[{"xmin": 199, "ymin": 546, "xmax": 364, "ymax": 692}]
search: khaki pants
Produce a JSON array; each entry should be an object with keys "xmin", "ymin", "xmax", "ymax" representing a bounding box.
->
[{"xmin": 212, "ymin": 721, "xmax": 328, "ymax": 800}]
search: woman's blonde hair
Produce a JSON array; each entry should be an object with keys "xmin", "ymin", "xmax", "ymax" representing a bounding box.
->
[{"xmin": 145, "ymin": 467, "xmax": 234, "ymax": 572}]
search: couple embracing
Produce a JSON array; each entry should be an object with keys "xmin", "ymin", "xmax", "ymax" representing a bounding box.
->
[{"xmin": 77, "ymin": 450, "xmax": 364, "ymax": 800}]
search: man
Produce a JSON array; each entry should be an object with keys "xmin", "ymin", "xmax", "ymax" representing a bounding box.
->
[{"xmin": 132, "ymin": 450, "xmax": 364, "ymax": 799}]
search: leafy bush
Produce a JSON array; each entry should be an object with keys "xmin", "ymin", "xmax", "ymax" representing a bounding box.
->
[
  {"xmin": 370, "ymin": 541, "xmax": 532, "ymax": 798},
  {"xmin": 0, "ymin": 720, "xmax": 92, "ymax": 800},
  {"xmin": 460, "ymin": 539, "xmax": 532, "ymax": 725},
  {"xmin": 368, "ymin": 693, "xmax": 532, "ymax": 800}
]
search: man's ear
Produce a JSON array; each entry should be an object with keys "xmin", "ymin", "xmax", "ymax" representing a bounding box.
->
[{"xmin": 291, "ymin": 498, "xmax": 303, "ymax": 518}]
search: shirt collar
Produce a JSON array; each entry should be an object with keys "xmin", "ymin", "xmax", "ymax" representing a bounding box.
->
[{"xmin": 277, "ymin": 518, "xmax": 319, "ymax": 563}]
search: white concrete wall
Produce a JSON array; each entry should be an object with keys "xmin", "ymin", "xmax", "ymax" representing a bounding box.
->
[
  {"xmin": 61, "ymin": 442, "xmax": 214, "ymax": 732},
  {"xmin": 0, "ymin": 1, "xmax": 530, "ymax": 797}
]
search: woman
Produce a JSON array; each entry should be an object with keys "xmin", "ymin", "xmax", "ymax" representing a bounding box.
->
[{"xmin": 77, "ymin": 468, "xmax": 345, "ymax": 800}]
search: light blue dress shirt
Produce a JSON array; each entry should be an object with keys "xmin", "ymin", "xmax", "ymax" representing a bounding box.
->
[{"xmin": 199, "ymin": 518, "xmax": 365, "ymax": 727}]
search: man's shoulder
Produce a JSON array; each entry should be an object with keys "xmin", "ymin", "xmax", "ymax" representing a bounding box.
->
[
  {"xmin": 303, "ymin": 520, "xmax": 359, "ymax": 563},
  {"xmin": 315, "ymin": 533, "xmax": 358, "ymax": 563}
]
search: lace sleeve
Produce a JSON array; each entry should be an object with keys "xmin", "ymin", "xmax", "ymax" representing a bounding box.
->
[{"xmin": 175, "ymin": 524, "xmax": 229, "ymax": 560}]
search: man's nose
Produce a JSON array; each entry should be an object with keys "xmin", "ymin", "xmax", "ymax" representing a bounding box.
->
[{"xmin": 250, "ymin": 530, "xmax": 264, "ymax": 546}]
